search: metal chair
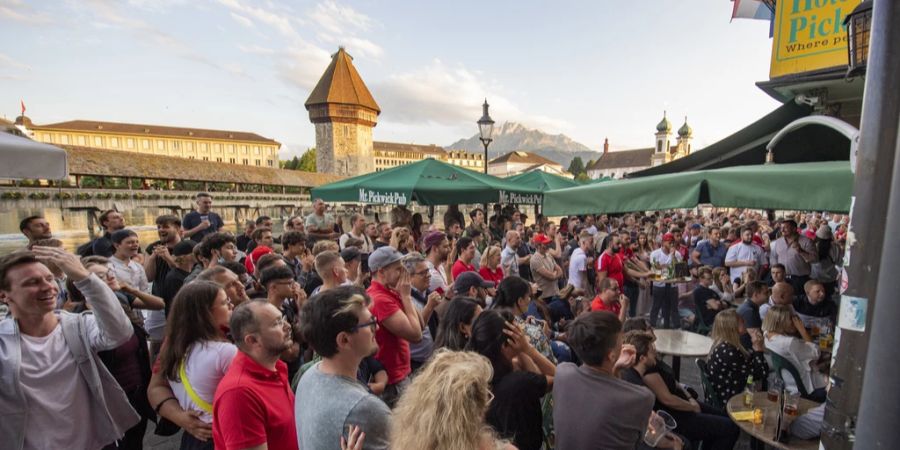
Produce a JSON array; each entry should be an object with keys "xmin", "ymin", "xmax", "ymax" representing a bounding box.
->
[
  {"xmin": 768, "ymin": 351, "xmax": 813, "ymax": 399},
  {"xmin": 695, "ymin": 358, "xmax": 724, "ymax": 409}
]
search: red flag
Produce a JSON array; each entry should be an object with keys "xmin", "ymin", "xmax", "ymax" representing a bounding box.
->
[{"xmin": 20, "ymin": 99, "xmax": 25, "ymax": 115}]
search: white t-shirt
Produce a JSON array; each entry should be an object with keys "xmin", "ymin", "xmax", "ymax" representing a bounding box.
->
[
  {"xmin": 650, "ymin": 248, "xmax": 683, "ymax": 288},
  {"xmin": 724, "ymin": 242, "xmax": 767, "ymax": 281},
  {"xmin": 169, "ymin": 341, "xmax": 238, "ymax": 423},
  {"xmin": 765, "ymin": 334, "xmax": 827, "ymax": 394},
  {"xmin": 568, "ymin": 248, "xmax": 587, "ymax": 290},
  {"xmin": 340, "ymin": 230, "xmax": 374, "ymax": 254},
  {"xmin": 20, "ymin": 324, "xmax": 101, "ymax": 450},
  {"xmin": 427, "ymin": 260, "xmax": 449, "ymax": 294},
  {"xmin": 108, "ymin": 256, "xmax": 149, "ymax": 293},
  {"xmin": 501, "ymin": 246, "xmax": 519, "ymax": 278}
]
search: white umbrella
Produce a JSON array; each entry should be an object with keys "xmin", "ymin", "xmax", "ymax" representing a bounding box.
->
[{"xmin": 0, "ymin": 132, "xmax": 68, "ymax": 180}]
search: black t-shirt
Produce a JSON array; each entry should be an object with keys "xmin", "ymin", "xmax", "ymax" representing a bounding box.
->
[
  {"xmin": 373, "ymin": 240, "xmax": 390, "ymax": 250},
  {"xmin": 517, "ymin": 244, "xmax": 534, "ymax": 281},
  {"xmin": 693, "ymin": 285, "xmax": 722, "ymax": 327},
  {"xmin": 145, "ymin": 240, "xmax": 174, "ymax": 296},
  {"xmin": 236, "ymin": 234, "xmax": 253, "ymax": 252},
  {"xmin": 356, "ymin": 356, "xmax": 385, "ymax": 386},
  {"xmin": 182, "ymin": 211, "xmax": 224, "ymax": 242},
  {"xmin": 794, "ymin": 296, "xmax": 837, "ymax": 320},
  {"xmin": 486, "ymin": 371, "xmax": 547, "ymax": 450},
  {"xmin": 158, "ymin": 267, "xmax": 190, "ymax": 317}
]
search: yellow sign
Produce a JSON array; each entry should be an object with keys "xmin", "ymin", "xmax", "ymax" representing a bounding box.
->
[{"xmin": 770, "ymin": 0, "xmax": 862, "ymax": 79}]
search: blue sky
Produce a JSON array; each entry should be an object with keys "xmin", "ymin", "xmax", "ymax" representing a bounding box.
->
[{"xmin": 0, "ymin": 0, "xmax": 780, "ymax": 158}]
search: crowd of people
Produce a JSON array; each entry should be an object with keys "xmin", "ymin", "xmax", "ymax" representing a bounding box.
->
[{"xmin": 0, "ymin": 191, "xmax": 847, "ymax": 449}]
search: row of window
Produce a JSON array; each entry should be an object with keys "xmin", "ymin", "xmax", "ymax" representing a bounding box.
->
[
  {"xmin": 184, "ymin": 156, "xmax": 272, "ymax": 166},
  {"xmin": 38, "ymin": 132, "xmax": 277, "ymax": 158}
]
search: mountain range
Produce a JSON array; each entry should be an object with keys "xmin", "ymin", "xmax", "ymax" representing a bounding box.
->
[{"xmin": 446, "ymin": 121, "xmax": 603, "ymax": 169}]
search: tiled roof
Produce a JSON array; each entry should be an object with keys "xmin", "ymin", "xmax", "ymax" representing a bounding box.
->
[
  {"xmin": 305, "ymin": 48, "xmax": 380, "ymax": 113},
  {"xmin": 374, "ymin": 141, "xmax": 446, "ymax": 155},
  {"xmin": 489, "ymin": 151, "xmax": 560, "ymax": 167},
  {"xmin": 62, "ymin": 145, "xmax": 341, "ymax": 187},
  {"xmin": 586, "ymin": 148, "xmax": 654, "ymax": 170},
  {"xmin": 32, "ymin": 120, "xmax": 279, "ymax": 144}
]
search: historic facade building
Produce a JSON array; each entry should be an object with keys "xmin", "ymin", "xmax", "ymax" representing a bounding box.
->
[
  {"xmin": 12, "ymin": 115, "xmax": 280, "ymax": 168},
  {"xmin": 586, "ymin": 113, "xmax": 694, "ymax": 179},
  {"xmin": 487, "ymin": 151, "xmax": 570, "ymax": 178}
]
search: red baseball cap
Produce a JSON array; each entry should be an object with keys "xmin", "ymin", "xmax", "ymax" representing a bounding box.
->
[
  {"xmin": 533, "ymin": 233, "xmax": 552, "ymax": 245},
  {"xmin": 662, "ymin": 233, "xmax": 675, "ymax": 242}
]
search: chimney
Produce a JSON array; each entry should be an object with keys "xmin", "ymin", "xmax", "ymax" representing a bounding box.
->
[{"xmin": 603, "ymin": 138, "xmax": 609, "ymax": 155}]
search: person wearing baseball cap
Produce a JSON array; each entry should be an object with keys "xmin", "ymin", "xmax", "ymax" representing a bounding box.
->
[
  {"xmin": 649, "ymin": 232, "xmax": 683, "ymax": 328},
  {"xmin": 340, "ymin": 247, "xmax": 364, "ymax": 285},
  {"xmin": 365, "ymin": 246, "xmax": 423, "ymax": 407},
  {"xmin": 451, "ymin": 271, "xmax": 494, "ymax": 307}
]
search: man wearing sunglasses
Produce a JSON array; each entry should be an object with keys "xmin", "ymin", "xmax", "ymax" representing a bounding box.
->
[{"xmin": 296, "ymin": 286, "xmax": 391, "ymax": 450}]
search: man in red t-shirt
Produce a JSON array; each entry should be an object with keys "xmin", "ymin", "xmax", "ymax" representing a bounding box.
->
[
  {"xmin": 213, "ymin": 300, "xmax": 298, "ymax": 450},
  {"xmin": 591, "ymin": 277, "xmax": 628, "ymax": 322},
  {"xmin": 365, "ymin": 246, "xmax": 424, "ymax": 407},
  {"xmin": 596, "ymin": 234, "xmax": 625, "ymax": 288}
]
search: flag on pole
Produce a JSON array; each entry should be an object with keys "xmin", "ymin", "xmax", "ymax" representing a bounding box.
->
[
  {"xmin": 731, "ymin": 0, "xmax": 774, "ymax": 21},
  {"xmin": 20, "ymin": 99, "xmax": 26, "ymax": 116}
]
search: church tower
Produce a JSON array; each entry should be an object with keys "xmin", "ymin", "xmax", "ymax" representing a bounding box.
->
[
  {"xmin": 305, "ymin": 48, "xmax": 380, "ymax": 176},
  {"xmin": 651, "ymin": 111, "xmax": 671, "ymax": 167},
  {"xmin": 675, "ymin": 117, "xmax": 693, "ymax": 160}
]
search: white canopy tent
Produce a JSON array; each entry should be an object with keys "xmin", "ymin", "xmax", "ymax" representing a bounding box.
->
[{"xmin": 0, "ymin": 132, "xmax": 68, "ymax": 180}]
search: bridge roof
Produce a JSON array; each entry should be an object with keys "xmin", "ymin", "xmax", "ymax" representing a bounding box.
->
[{"xmin": 62, "ymin": 145, "xmax": 343, "ymax": 187}]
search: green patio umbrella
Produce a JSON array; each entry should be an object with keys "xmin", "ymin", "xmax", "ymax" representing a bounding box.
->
[
  {"xmin": 505, "ymin": 170, "xmax": 580, "ymax": 191},
  {"xmin": 541, "ymin": 161, "xmax": 852, "ymax": 216},
  {"xmin": 704, "ymin": 161, "xmax": 852, "ymax": 212},
  {"xmin": 311, "ymin": 158, "xmax": 544, "ymax": 206}
]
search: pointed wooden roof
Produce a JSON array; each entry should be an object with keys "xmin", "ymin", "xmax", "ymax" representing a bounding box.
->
[{"xmin": 305, "ymin": 48, "xmax": 380, "ymax": 113}]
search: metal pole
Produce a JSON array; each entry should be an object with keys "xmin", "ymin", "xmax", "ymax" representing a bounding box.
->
[
  {"xmin": 850, "ymin": 0, "xmax": 900, "ymax": 447},
  {"xmin": 824, "ymin": 1, "xmax": 900, "ymax": 447}
]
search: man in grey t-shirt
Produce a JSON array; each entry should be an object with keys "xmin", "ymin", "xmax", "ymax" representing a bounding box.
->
[{"xmin": 296, "ymin": 286, "xmax": 391, "ymax": 450}]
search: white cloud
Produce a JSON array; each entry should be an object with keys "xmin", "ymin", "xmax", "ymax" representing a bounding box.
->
[
  {"xmin": 277, "ymin": 43, "xmax": 332, "ymax": 91},
  {"xmin": 309, "ymin": 0, "xmax": 373, "ymax": 34},
  {"xmin": 217, "ymin": 0, "xmax": 297, "ymax": 38},
  {"xmin": 0, "ymin": 0, "xmax": 52, "ymax": 24},
  {"xmin": 372, "ymin": 59, "xmax": 572, "ymax": 134},
  {"xmin": 238, "ymin": 44, "xmax": 276, "ymax": 55},
  {"xmin": 0, "ymin": 53, "xmax": 31, "ymax": 71},
  {"xmin": 229, "ymin": 12, "xmax": 254, "ymax": 28}
]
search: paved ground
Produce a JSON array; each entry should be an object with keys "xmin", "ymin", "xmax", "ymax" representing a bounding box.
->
[{"xmin": 142, "ymin": 353, "xmax": 754, "ymax": 449}]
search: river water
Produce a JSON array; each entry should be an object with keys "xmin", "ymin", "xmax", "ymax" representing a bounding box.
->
[{"xmin": 0, "ymin": 206, "xmax": 273, "ymax": 256}]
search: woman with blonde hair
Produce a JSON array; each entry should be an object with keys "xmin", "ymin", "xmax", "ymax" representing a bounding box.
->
[
  {"xmin": 706, "ymin": 309, "xmax": 768, "ymax": 403},
  {"xmin": 390, "ymin": 350, "xmax": 513, "ymax": 450},
  {"xmin": 763, "ymin": 305, "xmax": 827, "ymax": 401},
  {"xmin": 479, "ymin": 245, "xmax": 504, "ymax": 286}
]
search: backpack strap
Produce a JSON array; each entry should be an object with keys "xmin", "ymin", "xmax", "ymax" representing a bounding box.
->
[{"xmin": 179, "ymin": 360, "xmax": 213, "ymax": 414}]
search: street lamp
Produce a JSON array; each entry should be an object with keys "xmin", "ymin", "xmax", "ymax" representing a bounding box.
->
[
  {"xmin": 844, "ymin": 0, "xmax": 873, "ymax": 77},
  {"xmin": 477, "ymin": 99, "xmax": 494, "ymax": 174}
]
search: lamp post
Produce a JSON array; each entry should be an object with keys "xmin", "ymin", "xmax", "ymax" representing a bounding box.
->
[
  {"xmin": 844, "ymin": 0, "xmax": 873, "ymax": 77},
  {"xmin": 477, "ymin": 99, "xmax": 494, "ymax": 175}
]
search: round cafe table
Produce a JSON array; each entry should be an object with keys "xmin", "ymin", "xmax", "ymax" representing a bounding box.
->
[
  {"xmin": 726, "ymin": 392, "xmax": 820, "ymax": 450},
  {"xmin": 652, "ymin": 329, "xmax": 713, "ymax": 380}
]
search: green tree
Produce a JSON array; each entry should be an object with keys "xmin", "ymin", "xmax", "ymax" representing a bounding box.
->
[
  {"xmin": 575, "ymin": 172, "xmax": 591, "ymax": 182},
  {"xmin": 297, "ymin": 148, "xmax": 316, "ymax": 172},
  {"xmin": 567, "ymin": 156, "xmax": 585, "ymax": 176}
]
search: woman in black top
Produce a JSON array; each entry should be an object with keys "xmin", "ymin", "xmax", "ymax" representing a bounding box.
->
[
  {"xmin": 706, "ymin": 309, "xmax": 769, "ymax": 402},
  {"xmin": 467, "ymin": 310, "xmax": 555, "ymax": 450}
]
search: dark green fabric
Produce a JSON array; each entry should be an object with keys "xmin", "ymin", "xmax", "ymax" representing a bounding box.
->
[
  {"xmin": 542, "ymin": 161, "xmax": 852, "ymax": 215},
  {"xmin": 505, "ymin": 170, "xmax": 580, "ymax": 191},
  {"xmin": 311, "ymin": 158, "xmax": 544, "ymax": 206}
]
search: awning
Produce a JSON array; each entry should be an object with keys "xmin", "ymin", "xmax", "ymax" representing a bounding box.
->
[
  {"xmin": 504, "ymin": 170, "xmax": 580, "ymax": 191},
  {"xmin": 311, "ymin": 158, "xmax": 543, "ymax": 206},
  {"xmin": 542, "ymin": 161, "xmax": 852, "ymax": 216},
  {"xmin": 630, "ymin": 101, "xmax": 841, "ymax": 177},
  {"xmin": 0, "ymin": 132, "xmax": 68, "ymax": 180}
]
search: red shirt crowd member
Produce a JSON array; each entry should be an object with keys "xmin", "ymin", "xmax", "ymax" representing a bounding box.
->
[
  {"xmin": 213, "ymin": 300, "xmax": 298, "ymax": 450},
  {"xmin": 596, "ymin": 234, "xmax": 625, "ymax": 288},
  {"xmin": 451, "ymin": 237, "xmax": 478, "ymax": 280},
  {"xmin": 365, "ymin": 247, "xmax": 424, "ymax": 407},
  {"xmin": 591, "ymin": 277, "xmax": 628, "ymax": 322}
]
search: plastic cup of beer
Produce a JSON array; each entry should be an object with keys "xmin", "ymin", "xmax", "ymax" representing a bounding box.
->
[
  {"xmin": 784, "ymin": 393, "xmax": 800, "ymax": 418},
  {"xmin": 644, "ymin": 411, "xmax": 677, "ymax": 447}
]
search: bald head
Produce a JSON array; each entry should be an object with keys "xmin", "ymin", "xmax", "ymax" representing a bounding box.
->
[
  {"xmin": 772, "ymin": 282, "xmax": 794, "ymax": 305},
  {"xmin": 506, "ymin": 230, "xmax": 521, "ymax": 248}
]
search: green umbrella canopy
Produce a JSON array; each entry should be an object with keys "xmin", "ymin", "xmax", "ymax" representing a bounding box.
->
[
  {"xmin": 542, "ymin": 161, "xmax": 852, "ymax": 216},
  {"xmin": 704, "ymin": 161, "xmax": 852, "ymax": 212},
  {"xmin": 542, "ymin": 170, "xmax": 707, "ymax": 216},
  {"xmin": 311, "ymin": 158, "xmax": 544, "ymax": 206},
  {"xmin": 505, "ymin": 170, "xmax": 580, "ymax": 191}
]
